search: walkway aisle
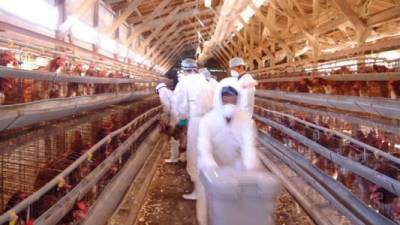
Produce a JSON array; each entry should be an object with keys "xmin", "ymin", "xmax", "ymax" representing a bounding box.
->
[
  {"xmin": 133, "ymin": 143, "xmax": 197, "ymax": 225},
  {"xmin": 130, "ymin": 143, "xmax": 315, "ymax": 225},
  {"xmin": 111, "ymin": 135, "xmax": 315, "ymax": 225}
]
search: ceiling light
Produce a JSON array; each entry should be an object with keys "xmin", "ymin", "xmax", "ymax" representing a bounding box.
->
[
  {"xmin": 240, "ymin": 6, "xmax": 255, "ymax": 23},
  {"xmin": 0, "ymin": 0, "xmax": 58, "ymax": 29},
  {"xmin": 377, "ymin": 50, "xmax": 400, "ymax": 60},
  {"xmin": 253, "ymin": 0, "xmax": 267, "ymax": 7},
  {"xmin": 204, "ymin": 0, "xmax": 212, "ymax": 8},
  {"xmin": 71, "ymin": 21, "xmax": 97, "ymax": 44}
]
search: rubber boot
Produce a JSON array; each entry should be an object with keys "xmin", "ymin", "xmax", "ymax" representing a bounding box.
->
[{"xmin": 165, "ymin": 138, "xmax": 180, "ymax": 163}]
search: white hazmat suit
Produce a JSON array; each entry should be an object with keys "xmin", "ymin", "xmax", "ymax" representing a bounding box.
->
[
  {"xmin": 174, "ymin": 72, "xmax": 213, "ymax": 185},
  {"xmin": 196, "ymin": 77, "xmax": 260, "ymax": 225},
  {"xmin": 229, "ymin": 57, "xmax": 258, "ymax": 115},
  {"xmin": 199, "ymin": 68, "xmax": 218, "ymax": 101},
  {"xmin": 237, "ymin": 73, "xmax": 257, "ymax": 115},
  {"xmin": 156, "ymin": 84, "xmax": 180, "ymax": 162}
]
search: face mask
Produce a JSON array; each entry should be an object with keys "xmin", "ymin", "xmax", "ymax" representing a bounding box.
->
[
  {"xmin": 221, "ymin": 104, "xmax": 236, "ymax": 119},
  {"xmin": 230, "ymin": 70, "xmax": 240, "ymax": 78}
]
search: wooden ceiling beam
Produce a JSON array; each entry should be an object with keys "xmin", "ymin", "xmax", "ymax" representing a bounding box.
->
[
  {"xmin": 222, "ymin": 40, "xmax": 235, "ymax": 58},
  {"xmin": 210, "ymin": 0, "xmax": 399, "ymax": 65},
  {"xmin": 214, "ymin": 49, "xmax": 229, "ymax": 68},
  {"xmin": 155, "ymin": 42, "xmax": 184, "ymax": 65},
  {"xmin": 156, "ymin": 34, "xmax": 186, "ymax": 58},
  {"xmin": 290, "ymin": 0, "xmax": 307, "ymax": 18},
  {"xmin": 154, "ymin": 38, "xmax": 192, "ymax": 65},
  {"xmin": 144, "ymin": 21, "xmax": 181, "ymax": 58},
  {"xmin": 103, "ymin": 0, "xmax": 145, "ymax": 35},
  {"xmin": 332, "ymin": 0, "xmax": 369, "ymax": 43},
  {"xmin": 57, "ymin": 0, "xmax": 99, "ymax": 39},
  {"xmin": 135, "ymin": 8, "xmax": 183, "ymax": 54},
  {"xmin": 212, "ymin": 50, "xmax": 229, "ymax": 69},
  {"xmin": 160, "ymin": 48, "xmax": 185, "ymax": 68},
  {"xmin": 150, "ymin": 17, "xmax": 209, "ymax": 52},
  {"xmin": 274, "ymin": 0, "xmax": 313, "ymax": 30},
  {"xmin": 235, "ymin": 32, "xmax": 259, "ymax": 68},
  {"xmin": 236, "ymin": 32, "xmax": 249, "ymax": 58},
  {"xmin": 135, "ymin": 8, "xmax": 143, "ymax": 17},
  {"xmin": 366, "ymin": 6, "xmax": 400, "ymax": 26},
  {"xmin": 218, "ymin": 45, "xmax": 231, "ymax": 62},
  {"xmin": 154, "ymin": 27, "xmax": 208, "ymax": 57},
  {"xmin": 123, "ymin": 2, "xmax": 199, "ymax": 44},
  {"xmin": 223, "ymin": 43, "xmax": 234, "ymax": 59},
  {"xmin": 148, "ymin": 24, "xmax": 212, "ymax": 61},
  {"xmin": 332, "ymin": 0, "xmax": 368, "ymax": 31},
  {"xmin": 214, "ymin": 48, "xmax": 228, "ymax": 63},
  {"xmin": 248, "ymin": 2, "xmax": 292, "ymax": 59},
  {"xmin": 159, "ymin": 41, "xmax": 192, "ymax": 67},
  {"xmin": 313, "ymin": 0, "xmax": 319, "ymax": 20},
  {"xmin": 260, "ymin": 1, "xmax": 314, "ymax": 60},
  {"xmin": 273, "ymin": 0, "xmax": 317, "ymax": 46},
  {"xmin": 125, "ymin": 0, "xmax": 173, "ymax": 44}
]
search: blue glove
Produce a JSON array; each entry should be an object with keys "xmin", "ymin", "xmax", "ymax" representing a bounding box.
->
[{"xmin": 177, "ymin": 119, "xmax": 188, "ymax": 127}]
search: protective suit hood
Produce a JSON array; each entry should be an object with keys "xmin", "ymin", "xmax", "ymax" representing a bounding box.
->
[{"xmin": 214, "ymin": 77, "xmax": 243, "ymax": 115}]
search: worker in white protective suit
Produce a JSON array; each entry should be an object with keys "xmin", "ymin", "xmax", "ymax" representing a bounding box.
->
[
  {"xmin": 177, "ymin": 70, "xmax": 185, "ymax": 82},
  {"xmin": 156, "ymin": 83, "xmax": 180, "ymax": 163},
  {"xmin": 199, "ymin": 68, "xmax": 218, "ymax": 87},
  {"xmin": 174, "ymin": 58, "xmax": 213, "ymax": 200},
  {"xmin": 196, "ymin": 77, "xmax": 261, "ymax": 225},
  {"xmin": 199, "ymin": 67, "xmax": 218, "ymax": 100},
  {"xmin": 229, "ymin": 57, "xmax": 258, "ymax": 115}
]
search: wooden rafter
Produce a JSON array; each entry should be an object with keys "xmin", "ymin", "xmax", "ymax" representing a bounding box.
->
[
  {"xmin": 273, "ymin": 0, "xmax": 318, "ymax": 49},
  {"xmin": 155, "ymin": 38, "xmax": 191, "ymax": 64},
  {"xmin": 124, "ymin": 2, "xmax": 205, "ymax": 46},
  {"xmin": 103, "ymin": 0, "xmax": 145, "ymax": 35},
  {"xmin": 57, "ymin": 0, "xmax": 99, "ymax": 39},
  {"xmin": 313, "ymin": 0, "xmax": 319, "ymax": 20},
  {"xmin": 159, "ymin": 40, "xmax": 193, "ymax": 66},
  {"xmin": 332, "ymin": 0, "xmax": 369, "ymax": 42},
  {"xmin": 144, "ymin": 21, "xmax": 181, "ymax": 58},
  {"xmin": 93, "ymin": 0, "xmax": 400, "ymax": 72}
]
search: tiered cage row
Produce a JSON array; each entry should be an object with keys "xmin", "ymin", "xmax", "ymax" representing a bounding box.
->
[
  {"xmin": 255, "ymin": 83, "xmax": 400, "ymax": 223},
  {"xmin": 0, "ymin": 96, "xmax": 160, "ymax": 224},
  {"xmin": 255, "ymin": 57, "xmax": 400, "ymax": 100}
]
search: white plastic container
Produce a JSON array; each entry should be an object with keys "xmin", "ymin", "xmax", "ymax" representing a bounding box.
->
[{"xmin": 200, "ymin": 168, "xmax": 280, "ymax": 225}]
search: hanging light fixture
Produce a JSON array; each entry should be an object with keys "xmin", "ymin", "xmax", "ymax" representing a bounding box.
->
[{"xmin": 204, "ymin": 0, "xmax": 212, "ymax": 8}]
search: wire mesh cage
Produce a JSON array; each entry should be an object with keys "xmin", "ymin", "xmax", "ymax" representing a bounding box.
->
[
  {"xmin": 255, "ymin": 57, "xmax": 400, "ymax": 80},
  {"xmin": 0, "ymin": 97, "xmax": 160, "ymax": 215},
  {"xmin": 255, "ymin": 102, "xmax": 400, "ymax": 223}
]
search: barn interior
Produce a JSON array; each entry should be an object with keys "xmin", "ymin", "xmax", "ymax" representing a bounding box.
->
[{"xmin": 0, "ymin": 0, "xmax": 400, "ymax": 225}]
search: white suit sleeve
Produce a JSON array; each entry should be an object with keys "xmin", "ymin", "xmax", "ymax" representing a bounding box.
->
[
  {"xmin": 168, "ymin": 92, "xmax": 179, "ymax": 125},
  {"xmin": 159, "ymin": 91, "xmax": 169, "ymax": 110},
  {"xmin": 197, "ymin": 116, "xmax": 218, "ymax": 170},
  {"xmin": 240, "ymin": 74, "xmax": 257, "ymax": 115},
  {"xmin": 197, "ymin": 85, "xmax": 214, "ymax": 115},
  {"xmin": 173, "ymin": 80, "xmax": 189, "ymax": 120},
  {"xmin": 240, "ymin": 119, "xmax": 260, "ymax": 170}
]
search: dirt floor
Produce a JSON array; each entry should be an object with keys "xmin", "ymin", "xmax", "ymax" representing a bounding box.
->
[
  {"xmin": 133, "ymin": 146, "xmax": 315, "ymax": 225},
  {"xmin": 134, "ymin": 150, "xmax": 196, "ymax": 225}
]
